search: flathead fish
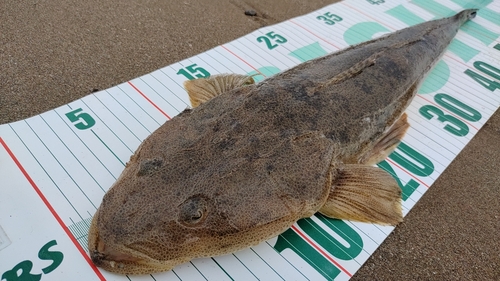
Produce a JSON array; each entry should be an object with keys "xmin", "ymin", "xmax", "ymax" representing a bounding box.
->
[{"xmin": 88, "ymin": 9, "xmax": 477, "ymax": 274}]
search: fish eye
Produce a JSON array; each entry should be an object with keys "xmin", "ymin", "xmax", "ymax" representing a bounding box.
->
[{"xmin": 178, "ymin": 195, "xmax": 209, "ymax": 226}]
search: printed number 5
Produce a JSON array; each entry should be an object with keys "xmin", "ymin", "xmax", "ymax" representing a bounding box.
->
[
  {"xmin": 317, "ymin": 12, "xmax": 342, "ymax": 25},
  {"xmin": 177, "ymin": 64, "xmax": 211, "ymax": 80},
  {"xmin": 65, "ymin": 108, "xmax": 96, "ymax": 130},
  {"xmin": 257, "ymin": 31, "xmax": 287, "ymax": 50}
]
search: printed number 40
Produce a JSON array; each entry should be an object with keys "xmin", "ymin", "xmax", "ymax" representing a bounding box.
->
[
  {"xmin": 177, "ymin": 64, "xmax": 210, "ymax": 80},
  {"xmin": 65, "ymin": 108, "xmax": 95, "ymax": 130},
  {"xmin": 317, "ymin": 12, "xmax": 342, "ymax": 25},
  {"xmin": 257, "ymin": 31, "xmax": 287, "ymax": 50}
]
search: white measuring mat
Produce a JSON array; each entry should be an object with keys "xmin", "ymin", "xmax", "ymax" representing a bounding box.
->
[{"xmin": 1, "ymin": 0, "xmax": 499, "ymax": 280}]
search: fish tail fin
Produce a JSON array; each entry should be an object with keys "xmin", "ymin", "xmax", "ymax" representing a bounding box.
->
[{"xmin": 320, "ymin": 164, "xmax": 403, "ymax": 226}]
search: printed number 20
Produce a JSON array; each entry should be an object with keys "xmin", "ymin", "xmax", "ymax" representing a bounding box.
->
[{"xmin": 65, "ymin": 108, "xmax": 95, "ymax": 130}]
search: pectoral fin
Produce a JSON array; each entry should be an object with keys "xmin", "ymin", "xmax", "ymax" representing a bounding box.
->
[
  {"xmin": 184, "ymin": 74, "xmax": 255, "ymax": 108},
  {"xmin": 320, "ymin": 164, "xmax": 402, "ymax": 226},
  {"xmin": 359, "ymin": 113, "xmax": 409, "ymax": 165}
]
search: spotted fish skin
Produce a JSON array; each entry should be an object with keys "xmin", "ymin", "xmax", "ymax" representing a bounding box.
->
[{"xmin": 88, "ymin": 10, "xmax": 477, "ymax": 275}]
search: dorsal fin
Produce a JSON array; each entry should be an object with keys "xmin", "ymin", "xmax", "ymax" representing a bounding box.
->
[{"xmin": 184, "ymin": 74, "xmax": 255, "ymax": 108}]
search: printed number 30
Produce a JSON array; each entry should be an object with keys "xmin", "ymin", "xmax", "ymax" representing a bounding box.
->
[{"xmin": 65, "ymin": 108, "xmax": 96, "ymax": 130}]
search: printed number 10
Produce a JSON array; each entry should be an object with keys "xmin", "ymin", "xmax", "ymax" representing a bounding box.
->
[{"xmin": 177, "ymin": 64, "xmax": 210, "ymax": 80}]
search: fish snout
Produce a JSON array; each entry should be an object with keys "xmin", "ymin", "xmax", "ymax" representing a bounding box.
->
[{"xmin": 90, "ymin": 236, "xmax": 143, "ymax": 272}]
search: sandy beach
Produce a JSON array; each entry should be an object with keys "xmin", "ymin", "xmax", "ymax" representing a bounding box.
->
[{"xmin": 1, "ymin": 0, "xmax": 499, "ymax": 279}]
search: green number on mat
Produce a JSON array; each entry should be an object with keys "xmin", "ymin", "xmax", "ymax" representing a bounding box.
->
[
  {"xmin": 177, "ymin": 64, "xmax": 210, "ymax": 80},
  {"xmin": 366, "ymin": 0, "xmax": 385, "ymax": 4},
  {"xmin": 435, "ymin": 94, "xmax": 481, "ymax": 122},
  {"xmin": 378, "ymin": 160, "xmax": 419, "ymax": 201},
  {"xmin": 317, "ymin": 12, "xmax": 342, "ymax": 25},
  {"xmin": 419, "ymin": 105, "xmax": 469, "ymax": 137},
  {"xmin": 65, "ymin": 108, "xmax": 95, "ymax": 130},
  {"xmin": 464, "ymin": 69, "xmax": 500, "ymax": 92},
  {"xmin": 257, "ymin": 31, "xmax": 287, "ymax": 50},
  {"xmin": 473, "ymin": 61, "xmax": 500, "ymax": 81}
]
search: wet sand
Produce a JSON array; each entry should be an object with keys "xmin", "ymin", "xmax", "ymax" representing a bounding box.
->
[{"xmin": 1, "ymin": 0, "xmax": 499, "ymax": 279}]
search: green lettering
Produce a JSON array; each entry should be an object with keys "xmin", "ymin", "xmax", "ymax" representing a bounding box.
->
[
  {"xmin": 1, "ymin": 261, "xmax": 41, "ymax": 281},
  {"xmin": 38, "ymin": 240, "xmax": 64, "ymax": 274},
  {"xmin": 377, "ymin": 160, "xmax": 420, "ymax": 201},
  {"xmin": 435, "ymin": 93, "xmax": 481, "ymax": 122},
  {"xmin": 419, "ymin": 105, "xmax": 470, "ymax": 136},
  {"xmin": 296, "ymin": 216, "xmax": 362, "ymax": 260},
  {"xmin": 464, "ymin": 69, "xmax": 500, "ymax": 92},
  {"xmin": 389, "ymin": 142, "xmax": 435, "ymax": 177},
  {"xmin": 274, "ymin": 228, "xmax": 341, "ymax": 279},
  {"xmin": 474, "ymin": 61, "xmax": 500, "ymax": 80}
]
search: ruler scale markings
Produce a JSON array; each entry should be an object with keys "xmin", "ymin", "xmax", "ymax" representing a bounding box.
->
[
  {"xmin": 149, "ymin": 68, "xmax": 191, "ymax": 106},
  {"xmin": 134, "ymin": 76, "xmax": 183, "ymax": 114},
  {"xmin": 120, "ymin": 82, "xmax": 170, "ymax": 122},
  {"xmin": 257, "ymin": 241, "xmax": 310, "ymax": 281},
  {"xmin": 115, "ymin": 83, "xmax": 165, "ymax": 126},
  {"xmin": 202, "ymin": 49, "xmax": 245, "ymax": 74},
  {"xmin": 149, "ymin": 69, "xmax": 191, "ymax": 107},
  {"xmin": 92, "ymin": 93, "xmax": 149, "ymax": 142},
  {"xmin": 61, "ymin": 99, "xmax": 133, "ymax": 168},
  {"xmin": 39, "ymin": 114, "xmax": 109, "ymax": 193},
  {"xmin": 241, "ymin": 34, "xmax": 297, "ymax": 69},
  {"xmin": 407, "ymin": 106, "xmax": 472, "ymax": 147},
  {"xmin": 276, "ymin": 21, "xmax": 339, "ymax": 54},
  {"xmin": 289, "ymin": 19, "xmax": 341, "ymax": 50},
  {"xmin": 24, "ymin": 118, "xmax": 99, "ymax": 209},
  {"xmin": 128, "ymin": 80, "xmax": 173, "ymax": 119},
  {"xmin": 6, "ymin": 124, "xmax": 85, "ymax": 221},
  {"xmin": 220, "ymin": 45, "xmax": 263, "ymax": 75},
  {"xmin": 291, "ymin": 225, "xmax": 352, "ymax": 278},
  {"xmin": 213, "ymin": 46, "xmax": 258, "ymax": 74},
  {"xmin": 18, "ymin": 116, "xmax": 97, "ymax": 209},
  {"xmin": 294, "ymin": 9, "xmax": 350, "ymax": 45},
  {"xmin": 107, "ymin": 86, "xmax": 161, "ymax": 131},
  {"xmin": 226, "ymin": 40, "xmax": 284, "ymax": 71},
  {"xmin": 0, "ymin": 137, "xmax": 107, "ymax": 281},
  {"xmin": 190, "ymin": 259, "xmax": 233, "ymax": 281}
]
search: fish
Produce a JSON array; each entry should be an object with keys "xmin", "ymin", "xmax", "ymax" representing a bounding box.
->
[{"xmin": 88, "ymin": 9, "xmax": 477, "ymax": 274}]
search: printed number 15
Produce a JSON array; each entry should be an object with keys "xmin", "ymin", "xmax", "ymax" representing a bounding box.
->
[{"xmin": 177, "ymin": 64, "xmax": 211, "ymax": 80}]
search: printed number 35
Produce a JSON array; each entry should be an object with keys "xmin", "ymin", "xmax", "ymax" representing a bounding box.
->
[{"xmin": 317, "ymin": 12, "xmax": 342, "ymax": 25}]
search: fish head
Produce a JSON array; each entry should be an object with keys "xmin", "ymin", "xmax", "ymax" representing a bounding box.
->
[{"xmin": 87, "ymin": 155, "xmax": 240, "ymax": 274}]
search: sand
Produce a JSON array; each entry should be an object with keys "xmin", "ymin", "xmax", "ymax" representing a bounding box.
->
[{"xmin": 1, "ymin": 0, "xmax": 499, "ymax": 279}]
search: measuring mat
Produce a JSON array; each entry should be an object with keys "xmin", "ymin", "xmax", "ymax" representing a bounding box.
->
[{"xmin": 1, "ymin": 0, "xmax": 499, "ymax": 280}]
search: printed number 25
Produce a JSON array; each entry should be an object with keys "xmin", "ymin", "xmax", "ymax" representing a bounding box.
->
[
  {"xmin": 65, "ymin": 108, "xmax": 95, "ymax": 130},
  {"xmin": 317, "ymin": 12, "xmax": 342, "ymax": 25},
  {"xmin": 257, "ymin": 31, "xmax": 287, "ymax": 50},
  {"xmin": 177, "ymin": 64, "xmax": 210, "ymax": 80}
]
